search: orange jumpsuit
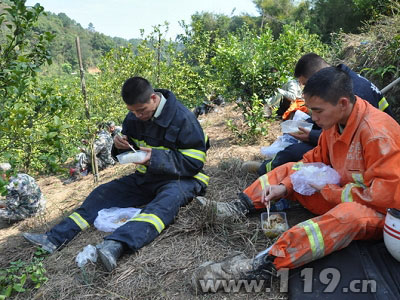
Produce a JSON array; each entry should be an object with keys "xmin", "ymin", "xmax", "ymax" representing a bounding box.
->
[{"xmin": 243, "ymin": 97, "xmax": 400, "ymax": 269}]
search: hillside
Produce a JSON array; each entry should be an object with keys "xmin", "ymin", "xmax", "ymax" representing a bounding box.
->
[{"xmin": 0, "ymin": 103, "xmax": 314, "ymax": 299}]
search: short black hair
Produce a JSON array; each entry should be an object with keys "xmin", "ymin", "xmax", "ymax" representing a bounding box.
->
[
  {"xmin": 294, "ymin": 53, "xmax": 329, "ymax": 79},
  {"xmin": 303, "ymin": 67, "xmax": 355, "ymax": 105},
  {"xmin": 121, "ymin": 76, "xmax": 154, "ymax": 105}
]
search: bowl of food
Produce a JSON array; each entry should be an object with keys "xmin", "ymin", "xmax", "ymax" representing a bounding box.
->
[
  {"xmin": 261, "ymin": 212, "xmax": 289, "ymax": 238},
  {"xmin": 116, "ymin": 150, "xmax": 147, "ymax": 164}
]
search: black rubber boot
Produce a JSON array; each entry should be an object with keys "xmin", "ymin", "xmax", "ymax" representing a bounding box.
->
[
  {"xmin": 23, "ymin": 233, "xmax": 58, "ymax": 253},
  {"xmin": 96, "ymin": 240, "xmax": 124, "ymax": 272}
]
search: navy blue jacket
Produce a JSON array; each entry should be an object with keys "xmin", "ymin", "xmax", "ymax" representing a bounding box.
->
[{"xmin": 112, "ymin": 89, "xmax": 209, "ymax": 187}]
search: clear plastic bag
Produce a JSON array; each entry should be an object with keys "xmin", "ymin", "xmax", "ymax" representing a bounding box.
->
[
  {"xmin": 260, "ymin": 134, "xmax": 299, "ymax": 159},
  {"xmin": 290, "ymin": 162, "xmax": 341, "ymax": 195},
  {"xmin": 94, "ymin": 207, "xmax": 141, "ymax": 232},
  {"xmin": 281, "ymin": 120, "xmax": 313, "ymax": 134},
  {"xmin": 116, "ymin": 150, "xmax": 147, "ymax": 164},
  {"xmin": 76, "ymin": 244, "xmax": 98, "ymax": 268}
]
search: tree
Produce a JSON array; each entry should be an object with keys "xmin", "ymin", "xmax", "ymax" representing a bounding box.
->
[{"xmin": 0, "ymin": 0, "xmax": 74, "ymax": 172}]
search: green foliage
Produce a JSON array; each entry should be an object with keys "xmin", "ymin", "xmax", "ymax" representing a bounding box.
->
[
  {"xmin": 227, "ymin": 94, "xmax": 270, "ymax": 143},
  {"xmin": 211, "ymin": 23, "xmax": 328, "ymax": 137},
  {"xmin": 0, "ymin": 248, "xmax": 48, "ymax": 299}
]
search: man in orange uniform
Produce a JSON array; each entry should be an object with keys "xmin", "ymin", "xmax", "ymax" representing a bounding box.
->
[{"xmin": 192, "ymin": 67, "xmax": 400, "ymax": 291}]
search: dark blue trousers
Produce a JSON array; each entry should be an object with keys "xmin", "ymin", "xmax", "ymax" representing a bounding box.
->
[
  {"xmin": 258, "ymin": 142, "xmax": 315, "ymax": 176},
  {"xmin": 47, "ymin": 174, "xmax": 203, "ymax": 251}
]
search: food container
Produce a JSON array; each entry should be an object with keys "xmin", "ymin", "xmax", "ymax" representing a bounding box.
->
[
  {"xmin": 281, "ymin": 120, "xmax": 313, "ymax": 134},
  {"xmin": 116, "ymin": 150, "xmax": 147, "ymax": 164},
  {"xmin": 261, "ymin": 212, "xmax": 289, "ymax": 238},
  {"xmin": 384, "ymin": 208, "xmax": 400, "ymax": 262}
]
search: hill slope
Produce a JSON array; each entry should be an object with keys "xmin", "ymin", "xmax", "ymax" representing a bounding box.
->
[{"xmin": 0, "ymin": 104, "xmax": 313, "ymax": 299}]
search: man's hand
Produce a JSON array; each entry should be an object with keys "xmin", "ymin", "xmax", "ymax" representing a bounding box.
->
[
  {"xmin": 135, "ymin": 147, "xmax": 152, "ymax": 166},
  {"xmin": 309, "ymin": 182, "xmax": 326, "ymax": 192},
  {"xmin": 261, "ymin": 184, "xmax": 287, "ymax": 207},
  {"xmin": 289, "ymin": 126, "xmax": 311, "ymax": 142},
  {"xmin": 113, "ymin": 134, "xmax": 132, "ymax": 150}
]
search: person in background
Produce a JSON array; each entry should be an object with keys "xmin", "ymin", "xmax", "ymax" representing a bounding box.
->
[
  {"xmin": 243, "ymin": 53, "xmax": 393, "ymax": 177},
  {"xmin": 65, "ymin": 122, "xmax": 116, "ymax": 184},
  {"xmin": 23, "ymin": 76, "xmax": 209, "ymax": 272},
  {"xmin": 193, "ymin": 67, "xmax": 400, "ymax": 292},
  {"xmin": 107, "ymin": 121, "xmax": 122, "ymax": 139},
  {"xmin": 0, "ymin": 163, "xmax": 46, "ymax": 222}
]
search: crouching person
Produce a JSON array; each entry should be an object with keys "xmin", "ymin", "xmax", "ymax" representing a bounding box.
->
[
  {"xmin": 0, "ymin": 163, "xmax": 46, "ymax": 222},
  {"xmin": 192, "ymin": 67, "xmax": 400, "ymax": 292},
  {"xmin": 24, "ymin": 76, "xmax": 210, "ymax": 272}
]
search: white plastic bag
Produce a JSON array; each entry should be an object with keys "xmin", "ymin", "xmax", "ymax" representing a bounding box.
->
[
  {"xmin": 76, "ymin": 244, "xmax": 98, "ymax": 268},
  {"xmin": 292, "ymin": 110, "xmax": 310, "ymax": 121},
  {"xmin": 260, "ymin": 134, "xmax": 299, "ymax": 159},
  {"xmin": 290, "ymin": 163, "xmax": 341, "ymax": 196},
  {"xmin": 116, "ymin": 150, "xmax": 147, "ymax": 164},
  {"xmin": 281, "ymin": 120, "xmax": 313, "ymax": 134},
  {"xmin": 94, "ymin": 207, "xmax": 141, "ymax": 232}
]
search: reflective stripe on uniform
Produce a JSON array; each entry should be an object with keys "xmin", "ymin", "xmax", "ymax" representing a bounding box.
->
[
  {"xmin": 259, "ymin": 174, "xmax": 269, "ymax": 190},
  {"xmin": 265, "ymin": 155, "xmax": 277, "ymax": 173},
  {"xmin": 194, "ymin": 172, "xmax": 209, "ymax": 185},
  {"xmin": 292, "ymin": 162, "xmax": 304, "ymax": 171},
  {"xmin": 178, "ymin": 149, "xmax": 206, "ymax": 163},
  {"xmin": 352, "ymin": 173, "xmax": 366, "ymax": 188},
  {"xmin": 129, "ymin": 213, "xmax": 165, "ymax": 233},
  {"xmin": 342, "ymin": 173, "xmax": 366, "ymax": 202},
  {"xmin": 341, "ymin": 183, "xmax": 355, "ymax": 202},
  {"xmin": 68, "ymin": 212, "xmax": 90, "ymax": 230},
  {"xmin": 378, "ymin": 97, "xmax": 389, "ymax": 111},
  {"xmin": 136, "ymin": 165, "xmax": 147, "ymax": 173},
  {"xmin": 298, "ymin": 219, "xmax": 325, "ymax": 260}
]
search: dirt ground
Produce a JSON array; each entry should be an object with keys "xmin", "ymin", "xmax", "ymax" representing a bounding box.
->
[{"xmin": 0, "ymin": 103, "xmax": 313, "ymax": 299}]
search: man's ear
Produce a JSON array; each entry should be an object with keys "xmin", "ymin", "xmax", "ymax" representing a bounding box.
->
[{"xmin": 338, "ymin": 97, "xmax": 350, "ymax": 110}]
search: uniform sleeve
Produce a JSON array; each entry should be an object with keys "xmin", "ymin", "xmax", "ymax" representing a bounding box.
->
[
  {"xmin": 308, "ymin": 129, "xmax": 322, "ymax": 146},
  {"xmin": 148, "ymin": 119, "xmax": 208, "ymax": 178},
  {"xmin": 320, "ymin": 137, "xmax": 400, "ymax": 211}
]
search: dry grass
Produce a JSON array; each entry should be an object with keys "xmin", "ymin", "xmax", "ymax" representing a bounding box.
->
[{"xmin": 0, "ymin": 104, "xmax": 311, "ymax": 299}]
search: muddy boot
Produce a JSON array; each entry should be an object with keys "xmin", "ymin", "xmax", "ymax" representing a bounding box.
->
[
  {"xmin": 23, "ymin": 233, "xmax": 58, "ymax": 254},
  {"xmin": 191, "ymin": 253, "xmax": 275, "ymax": 293},
  {"xmin": 241, "ymin": 161, "xmax": 262, "ymax": 174},
  {"xmin": 196, "ymin": 194, "xmax": 256, "ymax": 218},
  {"xmin": 96, "ymin": 240, "xmax": 124, "ymax": 272}
]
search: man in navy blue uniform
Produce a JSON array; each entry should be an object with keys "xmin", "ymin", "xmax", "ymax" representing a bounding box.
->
[
  {"xmin": 256, "ymin": 53, "xmax": 393, "ymax": 176},
  {"xmin": 23, "ymin": 76, "xmax": 209, "ymax": 272}
]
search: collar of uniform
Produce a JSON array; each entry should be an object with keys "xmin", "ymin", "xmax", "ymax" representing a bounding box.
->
[
  {"xmin": 153, "ymin": 93, "xmax": 167, "ymax": 119},
  {"xmin": 331, "ymin": 96, "xmax": 366, "ymax": 145},
  {"xmin": 151, "ymin": 89, "xmax": 177, "ymax": 128}
]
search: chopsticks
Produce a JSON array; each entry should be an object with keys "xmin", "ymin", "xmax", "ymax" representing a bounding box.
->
[
  {"xmin": 266, "ymin": 185, "xmax": 271, "ymax": 227},
  {"xmin": 118, "ymin": 132, "xmax": 137, "ymax": 152}
]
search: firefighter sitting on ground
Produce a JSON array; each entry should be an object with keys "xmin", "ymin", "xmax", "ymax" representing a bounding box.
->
[
  {"xmin": 0, "ymin": 163, "xmax": 46, "ymax": 222},
  {"xmin": 193, "ymin": 67, "xmax": 400, "ymax": 291},
  {"xmin": 23, "ymin": 76, "xmax": 209, "ymax": 272}
]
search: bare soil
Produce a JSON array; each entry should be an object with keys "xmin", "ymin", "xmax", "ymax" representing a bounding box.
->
[{"xmin": 0, "ymin": 103, "xmax": 313, "ymax": 299}]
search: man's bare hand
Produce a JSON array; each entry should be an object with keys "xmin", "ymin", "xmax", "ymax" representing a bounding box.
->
[
  {"xmin": 261, "ymin": 184, "xmax": 287, "ymax": 207},
  {"xmin": 135, "ymin": 147, "xmax": 152, "ymax": 166},
  {"xmin": 113, "ymin": 134, "xmax": 132, "ymax": 150},
  {"xmin": 309, "ymin": 182, "xmax": 326, "ymax": 192},
  {"xmin": 289, "ymin": 126, "xmax": 311, "ymax": 142}
]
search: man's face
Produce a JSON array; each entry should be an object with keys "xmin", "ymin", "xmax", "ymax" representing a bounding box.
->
[
  {"xmin": 305, "ymin": 95, "xmax": 344, "ymax": 130},
  {"xmin": 298, "ymin": 75, "xmax": 308, "ymax": 86},
  {"xmin": 126, "ymin": 94, "xmax": 158, "ymax": 121}
]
